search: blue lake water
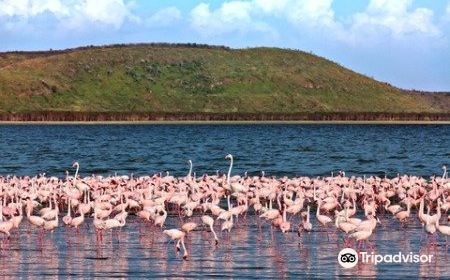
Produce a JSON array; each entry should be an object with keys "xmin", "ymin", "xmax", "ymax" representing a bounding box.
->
[
  {"xmin": 0, "ymin": 124, "xmax": 449, "ymax": 279},
  {"xmin": 0, "ymin": 124, "xmax": 449, "ymax": 177}
]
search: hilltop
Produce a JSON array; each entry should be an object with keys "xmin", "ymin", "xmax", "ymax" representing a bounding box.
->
[{"xmin": 0, "ymin": 43, "xmax": 448, "ymax": 121}]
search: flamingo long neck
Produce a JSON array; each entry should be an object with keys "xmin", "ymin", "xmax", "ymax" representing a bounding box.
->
[
  {"xmin": 210, "ymin": 224, "xmax": 218, "ymax": 241},
  {"xmin": 26, "ymin": 201, "xmax": 32, "ymax": 217},
  {"xmin": 306, "ymin": 206, "xmax": 310, "ymax": 223},
  {"xmin": 74, "ymin": 164, "xmax": 79, "ymax": 185},
  {"xmin": 227, "ymin": 157, "xmax": 233, "ymax": 186},
  {"xmin": 419, "ymin": 199, "xmax": 424, "ymax": 216},
  {"xmin": 181, "ymin": 238, "xmax": 188, "ymax": 257},
  {"xmin": 313, "ymin": 184, "xmax": 317, "ymax": 201},
  {"xmin": 68, "ymin": 199, "xmax": 71, "ymax": 216},
  {"xmin": 277, "ymin": 194, "xmax": 281, "ymax": 210},
  {"xmin": 54, "ymin": 197, "xmax": 58, "ymax": 213},
  {"xmin": 226, "ymin": 156, "xmax": 233, "ymax": 211},
  {"xmin": 188, "ymin": 161, "xmax": 192, "ymax": 179},
  {"xmin": 436, "ymin": 204, "xmax": 442, "ymax": 224},
  {"xmin": 316, "ymin": 201, "xmax": 320, "ymax": 216}
]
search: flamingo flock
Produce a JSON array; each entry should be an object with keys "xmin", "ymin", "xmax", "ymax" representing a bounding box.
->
[{"xmin": 0, "ymin": 155, "xmax": 449, "ymax": 260}]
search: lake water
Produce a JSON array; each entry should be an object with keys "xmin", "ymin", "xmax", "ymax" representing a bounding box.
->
[
  {"xmin": 0, "ymin": 124, "xmax": 449, "ymax": 177},
  {"xmin": 0, "ymin": 213, "xmax": 449, "ymax": 279},
  {"xmin": 0, "ymin": 124, "xmax": 449, "ymax": 279}
]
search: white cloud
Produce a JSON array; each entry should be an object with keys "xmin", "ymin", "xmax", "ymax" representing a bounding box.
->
[
  {"xmin": 147, "ymin": 6, "xmax": 181, "ymax": 27},
  {"xmin": 0, "ymin": 0, "xmax": 137, "ymax": 29},
  {"xmin": 0, "ymin": 0, "xmax": 68, "ymax": 18},
  {"xmin": 351, "ymin": 0, "xmax": 439, "ymax": 37},
  {"xmin": 286, "ymin": 0, "xmax": 337, "ymax": 28},
  {"xmin": 189, "ymin": 0, "xmax": 442, "ymax": 43},
  {"xmin": 189, "ymin": 0, "xmax": 342, "ymax": 38},
  {"xmin": 253, "ymin": 0, "xmax": 288, "ymax": 15},
  {"xmin": 0, "ymin": 0, "xmax": 30, "ymax": 17},
  {"xmin": 75, "ymin": 0, "xmax": 135, "ymax": 28},
  {"xmin": 190, "ymin": 2, "xmax": 274, "ymax": 36}
]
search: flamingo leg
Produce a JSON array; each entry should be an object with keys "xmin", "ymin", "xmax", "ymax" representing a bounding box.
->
[
  {"xmin": 357, "ymin": 240, "xmax": 361, "ymax": 254},
  {"xmin": 176, "ymin": 239, "xmax": 181, "ymax": 252},
  {"xmin": 181, "ymin": 238, "xmax": 188, "ymax": 260}
]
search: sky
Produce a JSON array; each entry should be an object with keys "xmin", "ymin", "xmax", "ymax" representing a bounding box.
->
[{"xmin": 1, "ymin": 0, "xmax": 450, "ymax": 91}]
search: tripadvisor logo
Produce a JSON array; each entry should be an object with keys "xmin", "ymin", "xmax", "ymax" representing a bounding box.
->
[
  {"xmin": 338, "ymin": 248, "xmax": 358, "ymax": 268},
  {"xmin": 338, "ymin": 248, "xmax": 434, "ymax": 269}
]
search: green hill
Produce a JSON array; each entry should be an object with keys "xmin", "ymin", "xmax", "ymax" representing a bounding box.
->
[{"xmin": 0, "ymin": 43, "xmax": 448, "ymax": 119}]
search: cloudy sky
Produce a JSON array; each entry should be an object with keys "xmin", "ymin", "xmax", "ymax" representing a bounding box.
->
[{"xmin": 1, "ymin": 0, "xmax": 449, "ymax": 91}]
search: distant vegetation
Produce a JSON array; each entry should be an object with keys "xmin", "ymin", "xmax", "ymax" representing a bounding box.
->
[{"xmin": 0, "ymin": 43, "xmax": 448, "ymax": 120}]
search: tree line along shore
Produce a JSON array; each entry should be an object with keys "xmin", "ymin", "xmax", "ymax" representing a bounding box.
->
[{"xmin": 0, "ymin": 112, "xmax": 449, "ymax": 122}]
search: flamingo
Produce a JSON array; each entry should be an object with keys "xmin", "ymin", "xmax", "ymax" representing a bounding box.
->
[
  {"xmin": 316, "ymin": 200, "xmax": 332, "ymax": 226},
  {"xmin": 71, "ymin": 211, "xmax": 85, "ymax": 229},
  {"xmin": 350, "ymin": 229, "xmax": 373, "ymax": 252},
  {"xmin": 279, "ymin": 206, "xmax": 291, "ymax": 233},
  {"xmin": 10, "ymin": 203, "xmax": 23, "ymax": 229},
  {"xmin": 201, "ymin": 215, "xmax": 218, "ymax": 244},
  {"xmin": 63, "ymin": 198, "xmax": 73, "ymax": 225},
  {"xmin": 44, "ymin": 214, "xmax": 58, "ymax": 231},
  {"xmin": 0, "ymin": 204, "xmax": 14, "ymax": 237},
  {"xmin": 163, "ymin": 229, "xmax": 188, "ymax": 259},
  {"xmin": 299, "ymin": 206, "xmax": 312, "ymax": 233},
  {"xmin": 221, "ymin": 215, "xmax": 234, "ymax": 241},
  {"xmin": 181, "ymin": 222, "xmax": 197, "ymax": 234},
  {"xmin": 436, "ymin": 211, "xmax": 450, "ymax": 244},
  {"xmin": 27, "ymin": 202, "xmax": 45, "ymax": 228},
  {"xmin": 395, "ymin": 200, "xmax": 411, "ymax": 222}
]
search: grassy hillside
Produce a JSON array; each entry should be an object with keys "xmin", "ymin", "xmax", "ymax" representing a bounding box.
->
[{"xmin": 0, "ymin": 43, "xmax": 448, "ymax": 116}]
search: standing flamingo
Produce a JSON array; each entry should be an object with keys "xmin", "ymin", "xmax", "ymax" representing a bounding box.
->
[
  {"xmin": 0, "ymin": 203, "xmax": 14, "ymax": 237},
  {"xmin": 201, "ymin": 215, "xmax": 218, "ymax": 244},
  {"xmin": 63, "ymin": 198, "xmax": 73, "ymax": 225},
  {"xmin": 163, "ymin": 229, "xmax": 188, "ymax": 259}
]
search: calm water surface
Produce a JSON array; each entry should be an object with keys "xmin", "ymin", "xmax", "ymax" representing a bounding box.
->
[
  {"xmin": 0, "ymin": 124, "xmax": 449, "ymax": 177},
  {"xmin": 0, "ymin": 214, "xmax": 449, "ymax": 279},
  {"xmin": 0, "ymin": 124, "xmax": 449, "ymax": 279}
]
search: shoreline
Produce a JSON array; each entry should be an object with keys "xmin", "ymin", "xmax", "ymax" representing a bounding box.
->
[
  {"xmin": 0, "ymin": 112, "xmax": 449, "ymax": 123},
  {"xmin": 1, "ymin": 120, "xmax": 450, "ymax": 125}
]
